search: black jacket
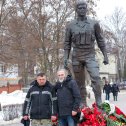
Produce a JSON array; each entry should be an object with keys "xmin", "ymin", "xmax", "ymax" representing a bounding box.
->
[
  {"xmin": 111, "ymin": 84, "xmax": 120, "ymax": 93},
  {"xmin": 103, "ymin": 84, "xmax": 112, "ymax": 94},
  {"xmin": 55, "ymin": 75, "xmax": 81, "ymax": 117},
  {"xmin": 23, "ymin": 80, "xmax": 57, "ymax": 119}
]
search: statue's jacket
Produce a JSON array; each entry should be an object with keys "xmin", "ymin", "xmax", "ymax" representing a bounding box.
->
[{"xmin": 64, "ymin": 17, "xmax": 106, "ymax": 59}]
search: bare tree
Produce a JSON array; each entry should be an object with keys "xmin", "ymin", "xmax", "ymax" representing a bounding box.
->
[
  {"xmin": 0, "ymin": 0, "xmax": 99, "ymax": 84},
  {"xmin": 103, "ymin": 8, "xmax": 126, "ymax": 82}
]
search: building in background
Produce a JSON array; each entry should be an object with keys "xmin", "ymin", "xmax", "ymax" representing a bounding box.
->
[
  {"xmin": 97, "ymin": 52, "xmax": 117, "ymax": 84},
  {"xmin": 85, "ymin": 48, "xmax": 117, "ymax": 86},
  {"xmin": 0, "ymin": 62, "xmax": 19, "ymax": 86}
]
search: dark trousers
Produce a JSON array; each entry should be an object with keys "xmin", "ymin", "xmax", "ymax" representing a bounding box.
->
[
  {"xmin": 105, "ymin": 93, "xmax": 110, "ymax": 100},
  {"xmin": 58, "ymin": 116, "xmax": 76, "ymax": 126},
  {"xmin": 113, "ymin": 92, "xmax": 118, "ymax": 101}
]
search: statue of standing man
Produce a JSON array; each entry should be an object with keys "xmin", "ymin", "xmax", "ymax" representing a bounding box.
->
[{"xmin": 64, "ymin": 0, "xmax": 109, "ymax": 107}]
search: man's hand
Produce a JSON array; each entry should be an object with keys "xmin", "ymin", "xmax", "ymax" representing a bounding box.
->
[
  {"xmin": 72, "ymin": 111, "xmax": 77, "ymax": 116},
  {"xmin": 51, "ymin": 116, "xmax": 57, "ymax": 122},
  {"xmin": 23, "ymin": 115, "xmax": 29, "ymax": 120},
  {"xmin": 103, "ymin": 56, "xmax": 109, "ymax": 65}
]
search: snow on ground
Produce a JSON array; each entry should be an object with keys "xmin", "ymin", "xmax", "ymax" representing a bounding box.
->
[
  {"xmin": 0, "ymin": 90, "xmax": 26, "ymax": 125},
  {"xmin": 0, "ymin": 116, "xmax": 22, "ymax": 126},
  {"xmin": 86, "ymin": 85, "xmax": 94, "ymax": 99},
  {"xmin": 0, "ymin": 90, "xmax": 26, "ymax": 106}
]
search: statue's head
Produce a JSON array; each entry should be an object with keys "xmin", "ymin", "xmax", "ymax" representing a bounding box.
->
[{"xmin": 75, "ymin": 0, "xmax": 88, "ymax": 17}]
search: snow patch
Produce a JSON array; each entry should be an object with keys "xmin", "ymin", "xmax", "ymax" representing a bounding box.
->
[{"xmin": 0, "ymin": 90, "xmax": 26, "ymax": 124}]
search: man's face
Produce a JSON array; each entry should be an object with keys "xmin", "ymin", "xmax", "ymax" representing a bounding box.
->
[
  {"xmin": 106, "ymin": 81, "xmax": 109, "ymax": 84},
  {"xmin": 57, "ymin": 71, "xmax": 66, "ymax": 82},
  {"xmin": 76, "ymin": 4, "xmax": 87, "ymax": 17},
  {"xmin": 37, "ymin": 76, "xmax": 46, "ymax": 86}
]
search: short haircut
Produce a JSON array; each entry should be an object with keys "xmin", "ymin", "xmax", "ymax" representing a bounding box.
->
[
  {"xmin": 37, "ymin": 72, "xmax": 46, "ymax": 77},
  {"xmin": 57, "ymin": 69, "xmax": 68, "ymax": 76}
]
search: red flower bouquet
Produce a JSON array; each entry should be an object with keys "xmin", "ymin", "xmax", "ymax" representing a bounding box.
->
[
  {"xmin": 79, "ymin": 104, "xmax": 106, "ymax": 126},
  {"xmin": 79, "ymin": 101, "xmax": 126, "ymax": 126},
  {"xmin": 101, "ymin": 101, "xmax": 126, "ymax": 126}
]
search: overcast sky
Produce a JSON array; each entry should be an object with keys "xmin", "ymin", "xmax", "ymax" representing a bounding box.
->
[{"xmin": 95, "ymin": 0, "xmax": 126, "ymax": 20}]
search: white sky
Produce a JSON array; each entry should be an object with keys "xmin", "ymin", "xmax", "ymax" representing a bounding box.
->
[{"xmin": 95, "ymin": 0, "xmax": 126, "ymax": 20}]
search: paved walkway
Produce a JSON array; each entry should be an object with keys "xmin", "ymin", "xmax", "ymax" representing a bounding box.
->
[{"xmin": 87, "ymin": 89, "xmax": 126, "ymax": 114}]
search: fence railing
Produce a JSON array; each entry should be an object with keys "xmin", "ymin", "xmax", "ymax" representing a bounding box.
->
[{"xmin": 0, "ymin": 84, "xmax": 22, "ymax": 93}]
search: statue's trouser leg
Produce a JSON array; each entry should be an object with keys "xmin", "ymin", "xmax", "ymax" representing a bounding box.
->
[
  {"xmin": 85, "ymin": 58, "xmax": 102, "ymax": 106},
  {"xmin": 72, "ymin": 61, "xmax": 87, "ymax": 106}
]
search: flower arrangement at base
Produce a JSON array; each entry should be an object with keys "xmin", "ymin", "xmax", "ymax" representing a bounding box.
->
[
  {"xmin": 79, "ymin": 103, "xmax": 106, "ymax": 126},
  {"xmin": 101, "ymin": 101, "xmax": 126, "ymax": 126},
  {"xmin": 79, "ymin": 101, "xmax": 126, "ymax": 126}
]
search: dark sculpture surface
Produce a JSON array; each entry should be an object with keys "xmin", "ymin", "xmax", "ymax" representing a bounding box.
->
[{"xmin": 64, "ymin": 1, "xmax": 108, "ymax": 106}]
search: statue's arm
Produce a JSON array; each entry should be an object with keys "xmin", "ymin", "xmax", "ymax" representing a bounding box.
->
[
  {"xmin": 94, "ymin": 22, "xmax": 109, "ymax": 64},
  {"xmin": 64, "ymin": 24, "xmax": 72, "ymax": 60}
]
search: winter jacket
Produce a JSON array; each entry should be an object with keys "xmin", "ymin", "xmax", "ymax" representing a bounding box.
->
[
  {"xmin": 23, "ymin": 80, "xmax": 57, "ymax": 119},
  {"xmin": 103, "ymin": 84, "xmax": 112, "ymax": 94},
  {"xmin": 30, "ymin": 80, "xmax": 36, "ymax": 87},
  {"xmin": 112, "ymin": 84, "xmax": 120, "ymax": 93},
  {"xmin": 55, "ymin": 75, "xmax": 81, "ymax": 117}
]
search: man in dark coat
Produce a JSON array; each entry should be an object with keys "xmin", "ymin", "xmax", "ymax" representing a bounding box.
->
[
  {"xmin": 64, "ymin": 0, "xmax": 109, "ymax": 106},
  {"xmin": 111, "ymin": 83, "xmax": 120, "ymax": 101},
  {"xmin": 103, "ymin": 81, "xmax": 112, "ymax": 100},
  {"xmin": 22, "ymin": 73, "xmax": 57, "ymax": 126},
  {"xmin": 55, "ymin": 69, "xmax": 81, "ymax": 126}
]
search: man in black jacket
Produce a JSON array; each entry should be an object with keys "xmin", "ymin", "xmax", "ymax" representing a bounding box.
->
[
  {"xmin": 103, "ymin": 81, "xmax": 112, "ymax": 100},
  {"xmin": 55, "ymin": 69, "xmax": 81, "ymax": 126},
  {"xmin": 111, "ymin": 83, "xmax": 120, "ymax": 101},
  {"xmin": 22, "ymin": 73, "xmax": 57, "ymax": 126}
]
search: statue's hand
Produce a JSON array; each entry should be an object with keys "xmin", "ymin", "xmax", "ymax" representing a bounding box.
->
[
  {"xmin": 64, "ymin": 59, "xmax": 68, "ymax": 69},
  {"xmin": 103, "ymin": 56, "xmax": 109, "ymax": 65}
]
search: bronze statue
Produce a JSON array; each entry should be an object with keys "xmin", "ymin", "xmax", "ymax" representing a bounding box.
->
[{"xmin": 64, "ymin": 1, "xmax": 108, "ymax": 106}]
